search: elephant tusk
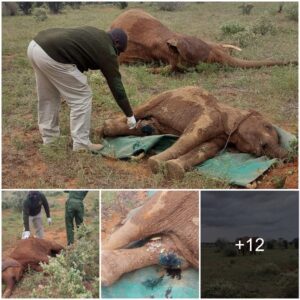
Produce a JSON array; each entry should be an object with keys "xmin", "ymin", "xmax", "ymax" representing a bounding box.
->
[{"xmin": 221, "ymin": 44, "xmax": 242, "ymax": 51}]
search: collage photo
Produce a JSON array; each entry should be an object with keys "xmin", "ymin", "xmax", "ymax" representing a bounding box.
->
[{"xmin": 1, "ymin": 1, "xmax": 299, "ymax": 299}]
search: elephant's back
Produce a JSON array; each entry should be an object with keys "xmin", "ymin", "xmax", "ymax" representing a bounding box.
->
[{"xmin": 145, "ymin": 86, "xmax": 218, "ymax": 133}]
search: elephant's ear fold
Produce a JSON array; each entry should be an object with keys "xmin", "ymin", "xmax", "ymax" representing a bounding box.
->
[{"xmin": 167, "ymin": 38, "xmax": 180, "ymax": 54}]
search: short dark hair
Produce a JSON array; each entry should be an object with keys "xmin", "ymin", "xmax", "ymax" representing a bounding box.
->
[{"xmin": 107, "ymin": 28, "xmax": 128, "ymax": 54}]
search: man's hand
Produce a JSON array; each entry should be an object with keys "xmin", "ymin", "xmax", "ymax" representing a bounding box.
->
[
  {"xmin": 127, "ymin": 116, "xmax": 137, "ymax": 129},
  {"xmin": 47, "ymin": 218, "xmax": 52, "ymax": 225},
  {"xmin": 22, "ymin": 231, "xmax": 30, "ymax": 239}
]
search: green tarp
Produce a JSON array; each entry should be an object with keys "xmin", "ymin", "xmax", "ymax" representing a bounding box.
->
[
  {"xmin": 101, "ymin": 266, "xmax": 199, "ymax": 298},
  {"xmin": 98, "ymin": 128, "xmax": 296, "ymax": 186}
]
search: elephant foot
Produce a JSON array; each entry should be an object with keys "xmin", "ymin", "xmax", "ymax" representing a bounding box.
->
[
  {"xmin": 166, "ymin": 160, "xmax": 185, "ymax": 180},
  {"xmin": 148, "ymin": 157, "xmax": 162, "ymax": 173}
]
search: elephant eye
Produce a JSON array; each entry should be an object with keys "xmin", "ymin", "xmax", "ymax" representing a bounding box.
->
[{"xmin": 264, "ymin": 124, "xmax": 272, "ymax": 131}]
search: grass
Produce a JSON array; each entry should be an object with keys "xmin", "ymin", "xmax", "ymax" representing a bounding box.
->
[
  {"xmin": 2, "ymin": 2, "xmax": 298, "ymax": 188},
  {"xmin": 201, "ymin": 245, "xmax": 298, "ymax": 297},
  {"xmin": 2, "ymin": 191, "xmax": 99, "ymax": 298}
]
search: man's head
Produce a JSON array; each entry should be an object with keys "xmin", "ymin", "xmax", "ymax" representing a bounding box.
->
[{"xmin": 107, "ymin": 28, "xmax": 128, "ymax": 55}]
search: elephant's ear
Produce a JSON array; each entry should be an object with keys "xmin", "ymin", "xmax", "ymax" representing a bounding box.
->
[
  {"xmin": 167, "ymin": 38, "xmax": 180, "ymax": 54},
  {"xmin": 166, "ymin": 37, "xmax": 196, "ymax": 63}
]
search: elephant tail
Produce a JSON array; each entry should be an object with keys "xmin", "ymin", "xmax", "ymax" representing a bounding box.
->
[{"xmin": 210, "ymin": 48, "xmax": 298, "ymax": 68}]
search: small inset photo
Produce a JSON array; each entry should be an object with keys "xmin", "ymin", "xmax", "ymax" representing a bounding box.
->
[
  {"xmin": 2, "ymin": 190, "xmax": 99, "ymax": 298},
  {"xmin": 201, "ymin": 191, "xmax": 299, "ymax": 298},
  {"xmin": 101, "ymin": 191, "xmax": 199, "ymax": 298}
]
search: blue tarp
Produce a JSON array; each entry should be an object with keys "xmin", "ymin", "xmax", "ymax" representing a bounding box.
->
[{"xmin": 102, "ymin": 266, "xmax": 199, "ymax": 298}]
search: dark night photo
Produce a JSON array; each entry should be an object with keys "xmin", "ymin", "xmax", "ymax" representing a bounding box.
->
[{"xmin": 201, "ymin": 191, "xmax": 299, "ymax": 298}]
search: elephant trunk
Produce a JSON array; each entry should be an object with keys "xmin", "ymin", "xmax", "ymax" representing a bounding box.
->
[
  {"xmin": 266, "ymin": 145, "xmax": 288, "ymax": 159},
  {"xmin": 214, "ymin": 49, "xmax": 297, "ymax": 68},
  {"xmin": 103, "ymin": 220, "xmax": 141, "ymax": 250}
]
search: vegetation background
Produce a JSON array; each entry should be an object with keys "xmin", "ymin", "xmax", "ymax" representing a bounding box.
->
[
  {"xmin": 201, "ymin": 239, "xmax": 298, "ymax": 298},
  {"xmin": 2, "ymin": 2, "xmax": 298, "ymax": 188},
  {"xmin": 2, "ymin": 190, "xmax": 99, "ymax": 298}
]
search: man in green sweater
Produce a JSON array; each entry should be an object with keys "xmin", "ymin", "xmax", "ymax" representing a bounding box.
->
[
  {"xmin": 27, "ymin": 27, "xmax": 136, "ymax": 151},
  {"xmin": 65, "ymin": 191, "xmax": 88, "ymax": 245},
  {"xmin": 22, "ymin": 191, "xmax": 51, "ymax": 239}
]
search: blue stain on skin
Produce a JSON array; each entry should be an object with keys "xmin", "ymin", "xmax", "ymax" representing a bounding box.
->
[{"xmin": 159, "ymin": 253, "xmax": 182, "ymax": 268}]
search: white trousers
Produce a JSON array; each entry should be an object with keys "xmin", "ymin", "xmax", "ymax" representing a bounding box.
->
[
  {"xmin": 27, "ymin": 40, "xmax": 93, "ymax": 148},
  {"xmin": 29, "ymin": 211, "xmax": 44, "ymax": 238}
]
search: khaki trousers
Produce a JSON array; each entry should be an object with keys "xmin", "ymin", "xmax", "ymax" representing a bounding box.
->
[
  {"xmin": 29, "ymin": 211, "xmax": 44, "ymax": 238},
  {"xmin": 27, "ymin": 40, "xmax": 93, "ymax": 149}
]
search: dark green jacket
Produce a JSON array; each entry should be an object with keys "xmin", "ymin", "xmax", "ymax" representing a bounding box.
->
[
  {"xmin": 65, "ymin": 191, "xmax": 88, "ymax": 201},
  {"xmin": 23, "ymin": 192, "xmax": 50, "ymax": 231},
  {"xmin": 34, "ymin": 26, "xmax": 133, "ymax": 117}
]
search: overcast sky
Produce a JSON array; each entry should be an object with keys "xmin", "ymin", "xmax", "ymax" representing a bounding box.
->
[{"xmin": 201, "ymin": 191, "xmax": 299, "ymax": 243}]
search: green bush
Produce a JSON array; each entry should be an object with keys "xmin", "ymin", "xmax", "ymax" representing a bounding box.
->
[
  {"xmin": 252, "ymin": 17, "xmax": 276, "ymax": 35},
  {"xmin": 2, "ymin": 191, "xmax": 28, "ymax": 211},
  {"xmin": 285, "ymin": 3, "xmax": 298, "ymax": 21},
  {"xmin": 202, "ymin": 281, "xmax": 242, "ymax": 297},
  {"xmin": 256, "ymin": 262, "xmax": 280, "ymax": 275},
  {"xmin": 31, "ymin": 224, "xmax": 99, "ymax": 298},
  {"xmin": 221, "ymin": 23, "xmax": 245, "ymax": 35},
  {"xmin": 33, "ymin": 7, "xmax": 48, "ymax": 22},
  {"xmin": 278, "ymin": 272, "xmax": 299, "ymax": 298},
  {"xmin": 233, "ymin": 30, "xmax": 257, "ymax": 48},
  {"xmin": 157, "ymin": 3, "xmax": 184, "ymax": 11}
]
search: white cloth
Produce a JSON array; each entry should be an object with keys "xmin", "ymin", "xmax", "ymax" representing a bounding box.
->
[
  {"xmin": 27, "ymin": 40, "xmax": 93, "ymax": 149},
  {"xmin": 22, "ymin": 231, "xmax": 31, "ymax": 239}
]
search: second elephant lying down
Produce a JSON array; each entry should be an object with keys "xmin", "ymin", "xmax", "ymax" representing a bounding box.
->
[
  {"xmin": 111, "ymin": 9, "xmax": 296, "ymax": 71},
  {"xmin": 102, "ymin": 86, "xmax": 288, "ymax": 179},
  {"xmin": 102, "ymin": 191, "xmax": 199, "ymax": 286},
  {"xmin": 2, "ymin": 238, "xmax": 64, "ymax": 298}
]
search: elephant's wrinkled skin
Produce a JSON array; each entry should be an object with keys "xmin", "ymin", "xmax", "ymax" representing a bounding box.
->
[
  {"xmin": 2, "ymin": 238, "xmax": 64, "ymax": 298},
  {"xmin": 102, "ymin": 191, "xmax": 199, "ymax": 286},
  {"xmin": 110, "ymin": 9, "xmax": 296, "ymax": 71},
  {"xmin": 102, "ymin": 86, "xmax": 287, "ymax": 179}
]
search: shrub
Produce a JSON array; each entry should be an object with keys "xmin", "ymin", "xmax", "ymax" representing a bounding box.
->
[
  {"xmin": 18, "ymin": 2, "xmax": 32, "ymax": 15},
  {"xmin": 215, "ymin": 238, "xmax": 229, "ymax": 251},
  {"xmin": 157, "ymin": 3, "xmax": 184, "ymax": 11},
  {"xmin": 287, "ymin": 138, "xmax": 298, "ymax": 162},
  {"xmin": 115, "ymin": 2, "xmax": 128, "ymax": 9},
  {"xmin": 202, "ymin": 281, "xmax": 242, "ymax": 297},
  {"xmin": 278, "ymin": 272, "xmax": 299, "ymax": 298},
  {"xmin": 2, "ymin": 2, "xmax": 18, "ymax": 16},
  {"xmin": 223, "ymin": 246, "xmax": 237, "ymax": 257},
  {"xmin": 68, "ymin": 2, "xmax": 82, "ymax": 9},
  {"xmin": 32, "ymin": 224, "xmax": 99, "ymax": 298},
  {"xmin": 285, "ymin": 3, "xmax": 298, "ymax": 21},
  {"xmin": 256, "ymin": 262, "xmax": 280, "ymax": 275},
  {"xmin": 238, "ymin": 3, "xmax": 254, "ymax": 15},
  {"xmin": 33, "ymin": 7, "xmax": 48, "ymax": 22},
  {"xmin": 2, "ymin": 191, "xmax": 28, "ymax": 211},
  {"xmin": 47, "ymin": 2, "xmax": 64, "ymax": 14},
  {"xmin": 233, "ymin": 30, "xmax": 257, "ymax": 47},
  {"xmin": 221, "ymin": 23, "xmax": 245, "ymax": 35},
  {"xmin": 252, "ymin": 17, "xmax": 276, "ymax": 35}
]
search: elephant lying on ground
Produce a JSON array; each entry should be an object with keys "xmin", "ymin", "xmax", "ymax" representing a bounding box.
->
[
  {"xmin": 110, "ymin": 9, "xmax": 296, "ymax": 71},
  {"xmin": 2, "ymin": 238, "xmax": 64, "ymax": 298},
  {"xmin": 102, "ymin": 191, "xmax": 199, "ymax": 286},
  {"xmin": 101, "ymin": 86, "xmax": 288, "ymax": 180}
]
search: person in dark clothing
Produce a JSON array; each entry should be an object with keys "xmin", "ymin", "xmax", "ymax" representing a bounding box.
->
[
  {"xmin": 22, "ymin": 191, "xmax": 51, "ymax": 239},
  {"xmin": 65, "ymin": 191, "xmax": 88, "ymax": 245},
  {"xmin": 27, "ymin": 27, "xmax": 136, "ymax": 151}
]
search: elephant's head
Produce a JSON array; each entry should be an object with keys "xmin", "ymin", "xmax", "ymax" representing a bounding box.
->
[
  {"xmin": 166, "ymin": 35, "xmax": 211, "ymax": 67},
  {"xmin": 231, "ymin": 115, "xmax": 288, "ymax": 159}
]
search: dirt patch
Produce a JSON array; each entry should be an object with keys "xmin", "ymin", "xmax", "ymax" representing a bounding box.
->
[{"xmin": 257, "ymin": 159, "xmax": 298, "ymax": 189}]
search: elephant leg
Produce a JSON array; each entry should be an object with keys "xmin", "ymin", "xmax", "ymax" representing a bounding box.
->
[
  {"xmin": 2, "ymin": 267, "xmax": 23, "ymax": 298},
  {"xmin": 101, "ymin": 237, "xmax": 187, "ymax": 286},
  {"xmin": 165, "ymin": 137, "xmax": 226, "ymax": 180}
]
